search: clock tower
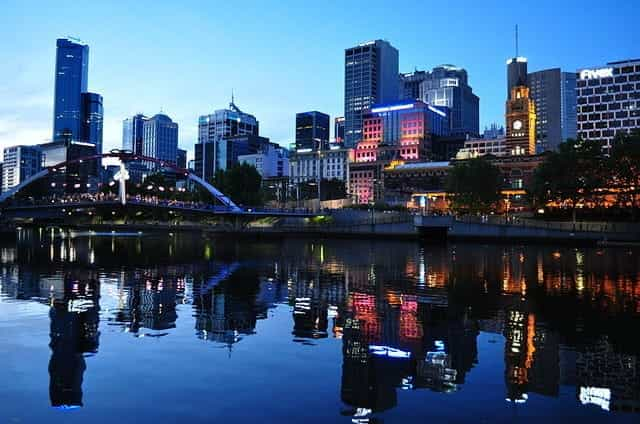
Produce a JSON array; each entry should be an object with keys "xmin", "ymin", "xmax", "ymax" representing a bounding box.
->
[{"xmin": 506, "ymin": 85, "xmax": 536, "ymax": 155}]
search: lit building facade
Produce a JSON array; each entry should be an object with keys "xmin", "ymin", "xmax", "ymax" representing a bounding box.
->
[
  {"xmin": 528, "ymin": 68, "xmax": 577, "ymax": 152},
  {"xmin": 456, "ymin": 137, "xmax": 507, "ymax": 159},
  {"xmin": 506, "ymin": 86, "xmax": 537, "ymax": 155},
  {"xmin": 418, "ymin": 65, "xmax": 480, "ymax": 137},
  {"xmin": 196, "ymin": 100, "xmax": 259, "ymax": 180},
  {"xmin": 2, "ymin": 145, "xmax": 43, "ymax": 192},
  {"xmin": 507, "ymin": 57, "xmax": 528, "ymax": 98},
  {"xmin": 349, "ymin": 101, "xmax": 449, "ymax": 204},
  {"xmin": 122, "ymin": 114, "xmax": 148, "ymax": 155},
  {"xmin": 344, "ymin": 40, "xmax": 399, "ymax": 147},
  {"xmin": 295, "ymin": 111, "xmax": 330, "ymax": 151},
  {"xmin": 142, "ymin": 114, "xmax": 179, "ymax": 165},
  {"xmin": 576, "ymin": 59, "xmax": 640, "ymax": 152}
]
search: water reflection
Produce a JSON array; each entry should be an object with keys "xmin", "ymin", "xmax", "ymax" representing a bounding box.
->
[{"xmin": 0, "ymin": 229, "xmax": 639, "ymax": 419}]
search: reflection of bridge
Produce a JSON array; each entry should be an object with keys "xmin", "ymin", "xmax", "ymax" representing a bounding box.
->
[{"xmin": 0, "ymin": 151, "xmax": 316, "ymax": 220}]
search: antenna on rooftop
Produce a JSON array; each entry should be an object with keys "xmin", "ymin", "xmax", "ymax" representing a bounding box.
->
[{"xmin": 515, "ymin": 24, "xmax": 519, "ymax": 57}]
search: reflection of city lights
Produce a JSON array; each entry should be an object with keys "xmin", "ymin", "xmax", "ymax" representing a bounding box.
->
[
  {"xmin": 552, "ymin": 252, "xmax": 561, "ymax": 259},
  {"xmin": 579, "ymin": 387, "xmax": 611, "ymax": 411},
  {"xmin": 369, "ymin": 345, "xmax": 411, "ymax": 358}
]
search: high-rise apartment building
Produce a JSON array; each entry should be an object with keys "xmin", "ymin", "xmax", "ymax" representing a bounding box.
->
[
  {"xmin": 528, "ymin": 68, "xmax": 577, "ymax": 152},
  {"xmin": 576, "ymin": 59, "xmax": 640, "ymax": 152},
  {"xmin": 418, "ymin": 65, "xmax": 480, "ymax": 137},
  {"xmin": 344, "ymin": 40, "xmax": 399, "ymax": 147},
  {"xmin": 2, "ymin": 146, "xmax": 43, "ymax": 192},
  {"xmin": 195, "ymin": 100, "xmax": 259, "ymax": 180},
  {"xmin": 295, "ymin": 111, "xmax": 330, "ymax": 151},
  {"xmin": 142, "ymin": 114, "xmax": 179, "ymax": 165},
  {"xmin": 122, "ymin": 114, "xmax": 148, "ymax": 155}
]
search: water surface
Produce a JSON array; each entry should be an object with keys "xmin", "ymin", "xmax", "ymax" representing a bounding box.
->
[{"xmin": 0, "ymin": 229, "xmax": 639, "ymax": 423}]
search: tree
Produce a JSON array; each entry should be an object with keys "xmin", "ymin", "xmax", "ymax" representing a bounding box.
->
[
  {"xmin": 445, "ymin": 157, "xmax": 502, "ymax": 215},
  {"xmin": 211, "ymin": 163, "xmax": 263, "ymax": 206},
  {"xmin": 608, "ymin": 131, "xmax": 640, "ymax": 214},
  {"xmin": 529, "ymin": 138, "xmax": 605, "ymax": 221}
]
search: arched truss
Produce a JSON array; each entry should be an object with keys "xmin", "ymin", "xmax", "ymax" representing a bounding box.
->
[{"xmin": 0, "ymin": 152, "xmax": 242, "ymax": 212}]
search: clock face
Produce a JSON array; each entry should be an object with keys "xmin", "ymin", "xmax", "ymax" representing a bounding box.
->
[{"xmin": 513, "ymin": 120, "xmax": 523, "ymax": 130}]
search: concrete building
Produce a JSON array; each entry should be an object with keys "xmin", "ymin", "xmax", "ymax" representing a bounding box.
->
[
  {"xmin": 334, "ymin": 116, "xmax": 345, "ymax": 144},
  {"xmin": 295, "ymin": 111, "xmax": 330, "ymax": 151},
  {"xmin": 216, "ymin": 135, "xmax": 271, "ymax": 172},
  {"xmin": 528, "ymin": 68, "xmax": 577, "ymax": 152},
  {"xmin": 456, "ymin": 137, "xmax": 507, "ymax": 159},
  {"xmin": 196, "ymin": 100, "xmax": 259, "ymax": 180},
  {"xmin": 238, "ymin": 143, "xmax": 289, "ymax": 178},
  {"xmin": 142, "ymin": 114, "xmax": 179, "ymax": 165},
  {"xmin": 289, "ymin": 145, "xmax": 352, "ymax": 185},
  {"xmin": 2, "ymin": 146, "xmax": 43, "ymax": 192},
  {"xmin": 418, "ymin": 65, "xmax": 480, "ymax": 137},
  {"xmin": 576, "ymin": 59, "xmax": 640, "ymax": 152},
  {"xmin": 344, "ymin": 40, "xmax": 399, "ymax": 147}
]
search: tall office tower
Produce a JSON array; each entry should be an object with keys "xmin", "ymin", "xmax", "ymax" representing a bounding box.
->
[
  {"xmin": 53, "ymin": 38, "xmax": 89, "ymax": 142},
  {"xmin": 80, "ymin": 92, "xmax": 103, "ymax": 154},
  {"xmin": 122, "ymin": 114, "xmax": 148, "ymax": 154},
  {"xmin": 399, "ymin": 70, "xmax": 429, "ymax": 100},
  {"xmin": 142, "ymin": 114, "xmax": 179, "ymax": 165},
  {"xmin": 419, "ymin": 65, "xmax": 480, "ymax": 137},
  {"xmin": 576, "ymin": 59, "xmax": 640, "ymax": 152},
  {"xmin": 295, "ymin": 111, "xmax": 330, "ymax": 151},
  {"xmin": 195, "ymin": 99, "xmax": 259, "ymax": 181},
  {"xmin": 2, "ymin": 146, "xmax": 42, "ymax": 192},
  {"xmin": 528, "ymin": 69, "xmax": 577, "ymax": 152},
  {"xmin": 344, "ymin": 40, "xmax": 399, "ymax": 147},
  {"xmin": 506, "ymin": 86, "xmax": 536, "ymax": 155},
  {"xmin": 177, "ymin": 148, "xmax": 187, "ymax": 169},
  {"xmin": 334, "ymin": 117, "xmax": 345, "ymax": 144}
]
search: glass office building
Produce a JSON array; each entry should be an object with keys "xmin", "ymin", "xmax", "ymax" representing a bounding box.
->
[
  {"xmin": 81, "ymin": 92, "xmax": 103, "ymax": 154},
  {"xmin": 143, "ymin": 114, "xmax": 179, "ymax": 165},
  {"xmin": 295, "ymin": 111, "xmax": 330, "ymax": 151},
  {"xmin": 53, "ymin": 38, "xmax": 89, "ymax": 142},
  {"xmin": 123, "ymin": 114, "xmax": 148, "ymax": 154},
  {"xmin": 344, "ymin": 40, "xmax": 399, "ymax": 147}
]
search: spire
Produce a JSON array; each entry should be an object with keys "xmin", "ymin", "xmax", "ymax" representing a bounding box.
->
[{"xmin": 515, "ymin": 24, "xmax": 519, "ymax": 57}]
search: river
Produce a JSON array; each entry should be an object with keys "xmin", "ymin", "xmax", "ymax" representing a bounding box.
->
[{"xmin": 0, "ymin": 228, "xmax": 638, "ymax": 423}]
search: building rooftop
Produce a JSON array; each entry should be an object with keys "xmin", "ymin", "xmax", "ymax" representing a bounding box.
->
[{"xmin": 392, "ymin": 161, "xmax": 451, "ymax": 171}]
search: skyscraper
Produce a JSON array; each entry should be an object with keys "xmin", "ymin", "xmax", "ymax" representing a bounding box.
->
[
  {"xmin": 399, "ymin": 70, "xmax": 428, "ymax": 100},
  {"xmin": 122, "ymin": 114, "xmax": 148, "ymax": 155},
  {"xmin": 142, "ymin": 114, "xmax": 179, "ymax": 165},
  {"xmin": 418, "ymin": 65, "xmax": 480, "ymax": 137},
  {"xmin": 177, "ymin": 148, "xmax": 187, "ymax": 169},
  {"xmin": 195, "ymin": 99, "xmax": 259, "ymax": 180},
  {"xmin": 528, "ymin": 68, "xmax": 577, "ymax": 152},
  {"xmin": 80, "ymin": 92, "xmax": 103, "ymax": 154},
  {"xmin": 295, "ymin": 111, "xmax": 330, "ymax": 151},
  {"xmin": 344, "ymin": 40, "xmax": 399, "ymax": 147},
  {"xmin": 53, "ymin": 38, "xmax": 89, "ymax": 143}
]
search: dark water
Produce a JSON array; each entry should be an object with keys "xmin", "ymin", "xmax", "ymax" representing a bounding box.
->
[{"xmin": 0, "ymin": 229, "xmax": 639, "ymax": 423}]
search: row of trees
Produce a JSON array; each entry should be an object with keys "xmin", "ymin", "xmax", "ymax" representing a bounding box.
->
[{"xmin": 444, "ymin": 132, "xmax": 640, "ymax": 219}]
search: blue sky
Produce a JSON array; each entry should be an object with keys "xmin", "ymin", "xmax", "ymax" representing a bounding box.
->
[{"xmin": 1, "ymin": 0, "xmax": 638, "ymax": 159}]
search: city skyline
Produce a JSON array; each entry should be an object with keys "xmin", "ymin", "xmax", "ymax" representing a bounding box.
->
[{"xmin": 1, "ymin": 0, "xmax": 639, "ymax": 160}]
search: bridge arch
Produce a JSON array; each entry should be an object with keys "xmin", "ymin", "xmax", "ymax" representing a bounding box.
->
[{"xmin": 0, "ymin": 151, "xmax": 241, "ymax": 212}]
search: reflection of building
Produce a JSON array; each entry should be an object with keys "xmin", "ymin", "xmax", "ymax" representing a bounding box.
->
[{"xmin": 48, "ymin": 276, "xmax": 100, "ymax": 409}]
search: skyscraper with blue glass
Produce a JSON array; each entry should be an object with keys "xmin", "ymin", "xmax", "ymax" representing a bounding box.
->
[
  {"xmin": 143, "ymin": 114, "xmax": 179, "ymax": 165},
  {"xmin": 53, "ymin": 38, "xmax": 89, "ymax": 142}
]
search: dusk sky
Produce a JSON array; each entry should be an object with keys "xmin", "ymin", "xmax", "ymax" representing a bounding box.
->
[{"xmin": 1, "ymin": 0, "xmax": 638, "ymax": 159}]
